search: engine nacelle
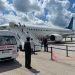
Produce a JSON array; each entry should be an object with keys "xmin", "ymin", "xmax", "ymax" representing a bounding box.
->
[{"xmin": 50, "ymin": 34, "xmax": 63, "ymax": 42}]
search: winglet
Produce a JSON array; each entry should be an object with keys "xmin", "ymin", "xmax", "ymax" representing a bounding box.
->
[{"xmin": 66, "ymin": 17, "xmax": 73, "ymax": 30}]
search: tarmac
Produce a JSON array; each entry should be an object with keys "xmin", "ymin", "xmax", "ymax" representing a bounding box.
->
[{"xmin": 0, "ymin": 38, "xmax": 75, "ymax": 75}]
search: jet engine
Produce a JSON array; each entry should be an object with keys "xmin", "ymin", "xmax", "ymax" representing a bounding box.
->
[{"xmin": 49, "ymin": 34, "xmax": 63, "ymax": 42}]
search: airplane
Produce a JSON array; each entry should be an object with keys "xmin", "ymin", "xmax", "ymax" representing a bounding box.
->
[
  {"xmin": 0, "ymin": 17, "xmax": 74, "ymax": 42},
  {"xmin": 22, "ymin": 17, "xmax": 74, "ymax": 42}
]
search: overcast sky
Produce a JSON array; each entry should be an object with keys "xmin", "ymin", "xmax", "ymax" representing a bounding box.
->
[{"xmin": 0, "ymin": 0, "xmax": 75, "ymax": 29}]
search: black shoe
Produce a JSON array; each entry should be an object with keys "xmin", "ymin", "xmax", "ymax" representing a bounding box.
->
[
  {"xmin": 25, "ymin": 66, "xmax": 28, "ymax": 68},
  {"xmin": 27, "ymin": 67, "xmax": 32, "ymax": 69}
]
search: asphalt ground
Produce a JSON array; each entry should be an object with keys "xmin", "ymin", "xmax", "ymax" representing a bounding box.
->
[{"xmin": 0, "ymin": 38, "xmax": 75, "ymax": 75}]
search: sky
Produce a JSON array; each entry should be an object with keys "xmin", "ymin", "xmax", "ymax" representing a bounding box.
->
[{"xmin": 0, "ymin": 0, "xmax": 75, "ymax": 29}]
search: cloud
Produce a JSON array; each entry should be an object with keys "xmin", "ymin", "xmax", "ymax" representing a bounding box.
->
[
  {"xmin": 72, "ymin": 13, "xmax": 75, "ymax": 30},
  {"xmin": 0, "ymin": 11, "xmax": 20, "ymax": 24},
  {"xmin": 29, "ymin": 0, "xmax": 41, "ymax": 11},
  {"xmin": 13, "ymin": 0, "xmax": 45, "ymax": 24},
  {"xmin": 0, "ymin": 14, "xmax": 8, "ymax": 24},
  {"xmin": 5, "ymin": 2, "xmax": 14, "ymax": 11},
  {"xmin": 72, "ymin": 3, "xmax": 75, "ymax": 8},
  {"xmin": 0, "ymin": 0, "xmax": 15, "ymax": 12},
  {"xmin": 44, "ymin": 0, "xmax": 72, "ymax": 27},
  {"xmin": 14, "ymin": 0, "xmax": 40, "ymax": 13},
  {"xmin": 0, "ymin": 0, "xmax": 6, "ymax": 11},
  {"xmin": 0, "ymin": 0, "xmax": 18, "ymax": 24},
  {"xmin": 16, "ymin": 11, "xmax": 29, "ymax": 22},
  {"xmin": 73, "ymin": 20, "xmax": 75, "ymax": 30},
  {"xmin": 72, "ymin": 13, "xmax": 75, "ymax": 19},
  {"xmin": 3, "ymin": 13, "xmax": 21, "ymax": 23},
  {"xmin": 28, "ymin": 14, "xmax": 44, "ymax": 24},
  {"xmin": 0, "ymin": 0, "xmax": 74, "ymax": 28}
]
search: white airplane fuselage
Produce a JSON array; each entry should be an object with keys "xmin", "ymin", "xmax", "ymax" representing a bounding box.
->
[
  {"xmin": 25, "ymin": 25, "xmax": 73, "ymax": 41},
  {"xmin": 0, "ymin": 20, "xmax": 73, "ymax": 42}
]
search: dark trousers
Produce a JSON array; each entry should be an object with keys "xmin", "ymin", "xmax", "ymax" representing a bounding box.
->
[
  {"xmin": 44, "ymin": 45, "xmax": 48, "ymax": 52},
  {"xmin": 31, "ymin": 48, "xmax": 35, "ymax": 54},
  {"xmin": 25, "ymin": 53, "xmax": 31, "ymax": 68}
]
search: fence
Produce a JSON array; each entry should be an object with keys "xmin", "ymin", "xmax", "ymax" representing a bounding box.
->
[
  {"xmin": 64, "ymin": 36, "xmax": 75, "ymax": 42},
  {"xmin": 34, "ymin": 44, "xmax": 75, "ymax": 61}
]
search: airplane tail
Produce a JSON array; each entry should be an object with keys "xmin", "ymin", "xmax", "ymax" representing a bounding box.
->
[{"xmin": 66, "ymin": 17, "xmax": 73, "ymax": 30}]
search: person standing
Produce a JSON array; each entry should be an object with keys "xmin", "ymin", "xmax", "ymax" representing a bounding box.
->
[
  {"xmin": 24, "ymin": 37, "xmax": 32, "ymax": 69},
  {"xmin": 43, "ymin": 38, "xmax": 48, "ymax": 52},
  {"xmin": 31, "ymin": 38, "xmax": 35, "ymax": 54}
]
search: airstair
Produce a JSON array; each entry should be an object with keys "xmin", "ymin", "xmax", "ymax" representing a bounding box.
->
[{"xmin": 9, "ymin": 22, "xmax": 41, "ymax": 51}]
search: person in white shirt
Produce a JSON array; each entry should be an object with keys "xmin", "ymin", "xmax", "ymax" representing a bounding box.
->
[{"xmin": 30, "ymin": 38, "xmax": 35, "ymax": 54}]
